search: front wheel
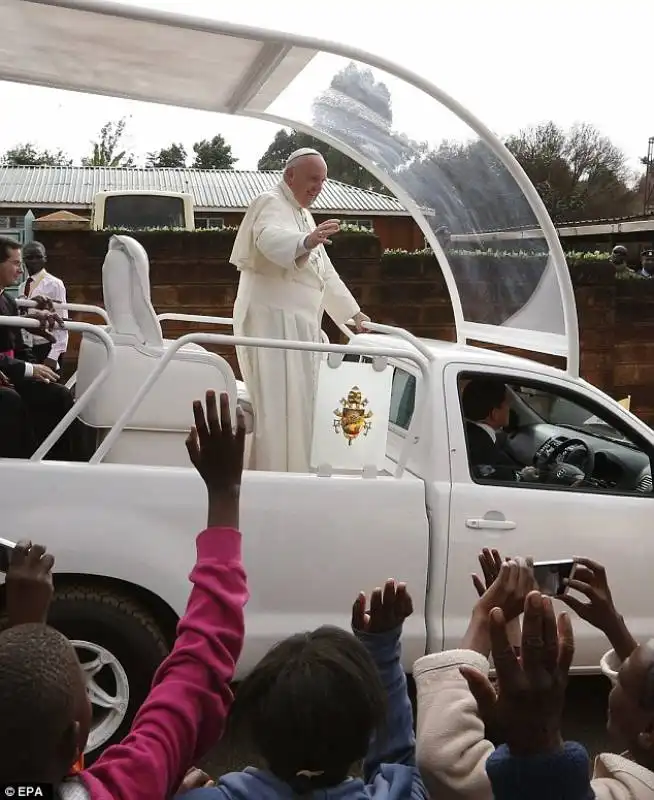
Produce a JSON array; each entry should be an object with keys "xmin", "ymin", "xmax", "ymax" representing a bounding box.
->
[{"xmin": 48, "ymin": 585, "xmax": 170, "ymax": 761}]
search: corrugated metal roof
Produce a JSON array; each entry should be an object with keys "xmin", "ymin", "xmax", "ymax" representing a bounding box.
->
[{"xmin": 0, "ymin": 166, "xmax": 407, "ymax": 215}]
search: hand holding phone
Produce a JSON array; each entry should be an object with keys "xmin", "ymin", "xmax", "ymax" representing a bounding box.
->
[{"xmin": 532, "ymin": 560, "xmax": 577, "ymax": 597}]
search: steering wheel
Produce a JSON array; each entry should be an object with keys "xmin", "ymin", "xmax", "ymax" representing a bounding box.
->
[{"xmin": 535, "ymin": 437, "xmax": 595, "ymax": 482}]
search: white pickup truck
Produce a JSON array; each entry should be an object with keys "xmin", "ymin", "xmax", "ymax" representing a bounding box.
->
[
  {"xmin": 3, "ymin": 233, "xmax": 653, "ymax": 759},
  {"xmin": 2, "ymin": 0, "xmax": 652, "ymax": 762}
]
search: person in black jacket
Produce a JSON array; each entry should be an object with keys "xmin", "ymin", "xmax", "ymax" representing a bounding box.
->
[
  {"xmin": 0, "ymin": 237, "xmax": 80, "ymax": 460},
  {"xmin": 461, "ymin": 378, "xmax": 536, "ymax": 482}
]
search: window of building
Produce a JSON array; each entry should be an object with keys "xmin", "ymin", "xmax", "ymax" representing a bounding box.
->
[
  {"xmin": 195, "ymin": 217, "xmax": 225, "ymax": 229},
  {"xmin": 349, "ymin": 219, "xmax": 374, "ymax": 230},
  {"xmin": 0, "ymin": 215, "xmax": 24, "ymax": 230}
]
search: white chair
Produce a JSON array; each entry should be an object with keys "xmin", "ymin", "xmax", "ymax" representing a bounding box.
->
[{"xmin": 75, "ymin": 235, "xmax": 245, "ymax": 467}]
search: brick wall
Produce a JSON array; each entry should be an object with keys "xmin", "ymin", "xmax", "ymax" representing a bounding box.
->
[{"xmin": 34, "ymin": 229, "xmax": 654, "ymax": 424}]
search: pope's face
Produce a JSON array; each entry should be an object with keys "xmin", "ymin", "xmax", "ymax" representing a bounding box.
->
[{"xmin": 286, "ymin": 155, "xmax": 327, "ymax": 207}]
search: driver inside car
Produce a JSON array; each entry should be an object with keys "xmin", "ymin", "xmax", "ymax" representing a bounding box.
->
[{"xmin": 462, "ymin": 378, "xmax": 540, "ymax": 483}]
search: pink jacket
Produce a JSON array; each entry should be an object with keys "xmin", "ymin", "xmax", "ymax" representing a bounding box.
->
[{"xmin": 61, "ymin": 526, "xmax": 248, "ymax": 800}]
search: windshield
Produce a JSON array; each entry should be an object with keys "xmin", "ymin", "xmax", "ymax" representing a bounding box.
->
[
  {"xmin": 103, "ymin": 195, "xmax": 186, "ymax": 229},
  {"xmin": 514, "ymin": 386, "xmax": 631, "ymax": 444}
]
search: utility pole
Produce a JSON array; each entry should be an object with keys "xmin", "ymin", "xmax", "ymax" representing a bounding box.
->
[{"xmin": 643, "ymin": 137, "xmax": 654, "ymax": 215}]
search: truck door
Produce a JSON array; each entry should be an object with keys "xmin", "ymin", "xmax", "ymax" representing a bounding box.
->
[{"xmin": 442, "ymin": 362, "xmax": 654, "ymax": 673}]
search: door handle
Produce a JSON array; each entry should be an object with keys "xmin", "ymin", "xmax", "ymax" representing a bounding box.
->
[{"xmin": 466, "ymin": 518, "xmax": 516, "ymax": 531}]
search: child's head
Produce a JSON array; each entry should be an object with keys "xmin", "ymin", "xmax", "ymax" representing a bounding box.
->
[
  {"xmin": 0, "ymin": 624, "xmax": 92, "ymax": 784},
  {"xmin": 608, "ymin": 640, "xmax": 654, "ymax": 767},
  {"xmin": 229, "ymin": 625, "xmax": 386, "ymax": 791}
]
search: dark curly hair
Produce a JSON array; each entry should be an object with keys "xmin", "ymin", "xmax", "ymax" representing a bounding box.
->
[
  {"xmin": 228, "ymin": 625, "xmax": 386, "ymax": 793},
  {"xmin": 0, "ymin": 624, "xmax": 83, "ymax": 783}
]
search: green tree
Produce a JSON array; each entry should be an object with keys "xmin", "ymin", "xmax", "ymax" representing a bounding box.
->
[
  {"xmin": 146, "ymin": 142, "xmax": 187, "ymax": 168},
  {"xmin": 192, "ymin": 135, "xmax": 236, "ymax": 169},
  {"xmin": 82, "ymin": 118, "xmax": 135, "ymax": 167},
  {"xmin": 505, "ymin": 122, "xmax": 636, "ymax": 222},
  {"xmin": 258, "ymin": 128, "xmax": 388, "ymax": 193},
  {"xmin": 2, "ymin": 143, "xmax": 72, "ymax": 166}
]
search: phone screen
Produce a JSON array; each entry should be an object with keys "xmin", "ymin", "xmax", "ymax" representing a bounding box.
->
[
  {"xmin": 0, "ymin": 538, "xmax": 16, "ymax": 573},
  {"xmin": 532, "ymin": 560, "xmax": 576, "ymax": 597}
]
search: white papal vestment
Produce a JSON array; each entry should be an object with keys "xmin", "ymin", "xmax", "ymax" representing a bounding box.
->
[{"xmin": 230, "ymin": 181, "xmax": 360, "ymax": 473}]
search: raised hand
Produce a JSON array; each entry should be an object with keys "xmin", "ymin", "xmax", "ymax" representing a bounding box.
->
[
  {"xmin": 305, "ymin": 219, "xmax": 341, "ymax": 249},
  {"xmin": 472, "ymin": 547, "xmax": 504, "ymax": 598},
  {"xmin": 475, "ymin": 558, "xmax": 535, "ymax": 623},
  {"xmin": 352, "ymin": 579, "xmax": 413, "ymax": 635},
  {"xmin": 6, "ymin": 540, "xmax": 55, "ymax": 626},
  {"xmin": 560, "ymin": 558, "xmax": 637, "ymax": 661},
  {"xmin": 462, "ymin": 592, "xmax": 574, "ymax": 756},
  {"xmin": 186, "ymin": 390, "xmax": 246, "ymax": 529}
]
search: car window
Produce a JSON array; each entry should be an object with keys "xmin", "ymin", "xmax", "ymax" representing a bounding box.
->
[
  {"xmin": 458, "ymin": 374, "xmax": 652, "ymax": 495},
  {"xmin": 389, "ymin": 368, "xmax": 416, "ymax": 431},
  {"xmin": 514, "ymin": 386, "xmax": 631, "ymax": 445}
]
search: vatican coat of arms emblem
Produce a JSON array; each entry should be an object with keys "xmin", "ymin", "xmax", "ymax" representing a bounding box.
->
[{"xmin": 333, "ymin": 386, "xmax": 373, "ymax": 445}]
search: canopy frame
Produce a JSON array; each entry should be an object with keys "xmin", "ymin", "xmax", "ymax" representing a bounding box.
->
[{"xmin": 6, "ymin": 0, "xmax": 580, "ymax": 374}]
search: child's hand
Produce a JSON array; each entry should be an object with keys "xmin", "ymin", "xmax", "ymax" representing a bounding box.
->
[
  {"xmin": 351, "ymin": 579, "xmax": 413, "ymax": 634},
  {"xmin": 6, "ymin": 541, "xmax": 54, "ymax": 627},
  {"xmin": 177, "ymin": 767, "xmax": 215, "ymax": 794},
  {"xmin": 475, "ymin": 559, "xmax": 535, "ymax": 623},
  {"xmin": 187, "ymin": 390, "xmax": 246, "ymax": 494},
  {"xmin": 472, "ymin": 547, "xmax": 504, "ymax": 597},
  {"xmin": 187, "ymin": 390, "xmax": 246, "ymax": 529}
]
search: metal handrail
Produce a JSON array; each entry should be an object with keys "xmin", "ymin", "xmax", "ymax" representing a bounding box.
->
[
  {"xmin": 362, "ymin": 322, "xmax": 436, "ymax": 362},
  {"xmin": 90, "ymin": 331, "xmax": 432, "ymax": 476},
  {"xmin": 16, "ymin": 298, "xmax": 110, "ymax": 324},
  {"xmin": 0, "ymin": 316, "xmax": 116, "ymax": 461},
  {"xmin": 157, "ymin": 312, "xmax": 233, "ymax": 326},
  {"xmin": 157, "ymin": 311, "xmax": 331, "ymax": 345}
]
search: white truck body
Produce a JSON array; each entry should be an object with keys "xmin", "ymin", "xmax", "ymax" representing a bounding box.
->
[{"xmin": 1, "ymin": 0, "xmax": 650, "ymax": 759}]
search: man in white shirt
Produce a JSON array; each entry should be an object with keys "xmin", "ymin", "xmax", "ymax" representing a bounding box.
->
[
  {"xmin": 20, "ymin": 241, "xmax": 68, "ymax": 371},
  {"xmin": 230, "ymin": 148, "xmax": 369, "ymax": 473}
]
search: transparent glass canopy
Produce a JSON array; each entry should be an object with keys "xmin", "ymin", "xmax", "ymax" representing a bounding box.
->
[
  {"xmin": 260, "ymin": 51, "xmax": 576, "ymax": 355},
  {"xmin": 0, "ymin": 0, "xmax": 578, "ymax": 369}
]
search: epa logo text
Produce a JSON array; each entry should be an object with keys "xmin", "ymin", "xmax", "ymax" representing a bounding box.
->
[{"xmin": 1, "ymin": 784, "xmax": 53, "ymax": 798}]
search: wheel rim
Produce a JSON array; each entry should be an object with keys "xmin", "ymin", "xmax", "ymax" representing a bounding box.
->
[{"xmin": 72, "ymin": 639, "xmax": 130, "ymax": 754}]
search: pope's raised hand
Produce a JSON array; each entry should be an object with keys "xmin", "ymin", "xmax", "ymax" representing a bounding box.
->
[{"xmin": 305, "ymin": 219, "xmax": 341, "ymax": 249}]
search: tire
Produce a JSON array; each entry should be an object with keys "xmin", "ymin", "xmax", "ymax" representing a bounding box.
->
[{"xmin": 47, "ymin": 584, "xmax": 170, "ymax": 763}]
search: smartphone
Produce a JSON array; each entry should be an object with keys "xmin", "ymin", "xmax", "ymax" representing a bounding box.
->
[
  {"xmin": 0, "ymin": 537, "xmax": 16, "ymax": 573},
  {"xmin": 532, "ymin": 559, "xmax": 577, "ymax": 597}
]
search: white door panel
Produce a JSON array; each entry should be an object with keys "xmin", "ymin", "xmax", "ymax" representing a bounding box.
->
[
  {"xmin": 442, "ymin": 363, "xmax": 654, "ymax": 673},
  {"xmin": 445, "ymin": 480, "xmax": 653, "ymax": 670},
  {"xmin": 0, "ymin": 461, "xmax": 430, "ymax": 678}
]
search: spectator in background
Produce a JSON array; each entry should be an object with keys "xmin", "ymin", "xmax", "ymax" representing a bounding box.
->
[
  {"xmin": 435, "ymin": 226, "xmax": 452, "ymax": 251},
  {"xmin": 0, "ymin": 236, "xmax": 79, "ymax": 460},
  {"xmin": 610, "ymin": 245, "xmax": 630, "ymax": 275},
  {"xmin": 20, "ymin": 241, "xmax": 68, "ymax": 371},
  {"xmin": 637, "ymin": 249, "xmax": 654, "ymax": 278}
]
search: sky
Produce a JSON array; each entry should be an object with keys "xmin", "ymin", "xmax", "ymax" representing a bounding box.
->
[{"xmin": 0, "ymin": 0, "xmax": 650, "ymax": 174}]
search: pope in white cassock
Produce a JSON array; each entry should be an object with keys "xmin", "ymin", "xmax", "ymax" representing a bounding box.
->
[{"xmin": 230, "ymin": 148, "xmax": 370, "ymax": 473}]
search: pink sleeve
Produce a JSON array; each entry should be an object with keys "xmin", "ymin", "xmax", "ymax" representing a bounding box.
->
[{"xmin": 82, "ymin": 526, "xmax": 248, "ymax": 800}]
